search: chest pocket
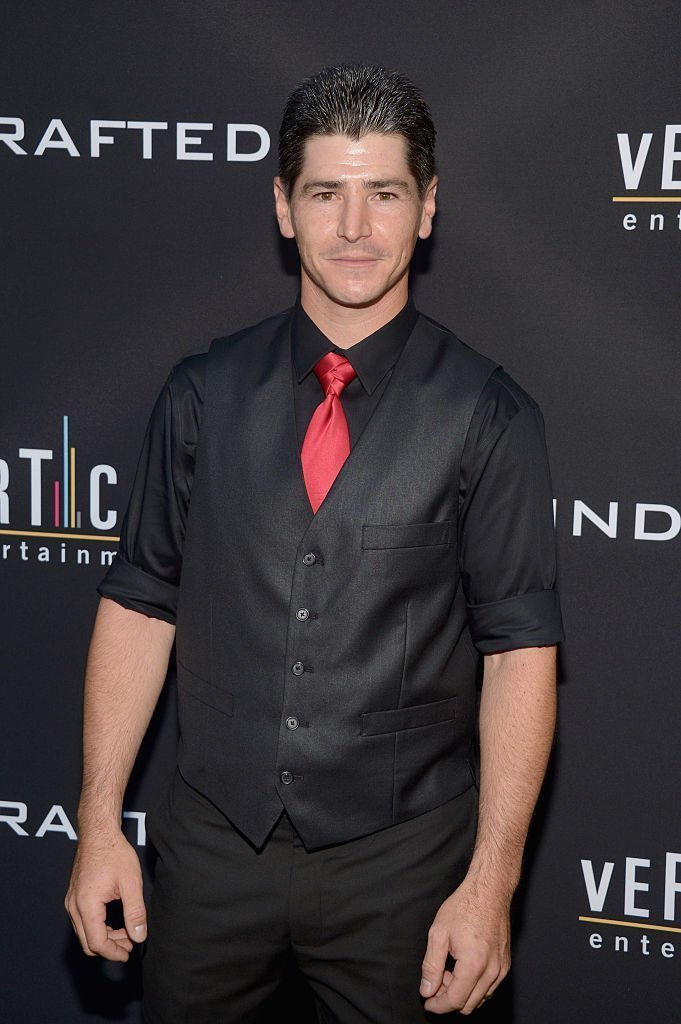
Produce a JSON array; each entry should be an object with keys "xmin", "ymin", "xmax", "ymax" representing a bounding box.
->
[
  {"xmin": 362, "ymin": 521, "xmax": 451, "ymax": 549},
  {"xmin": 361, "ymin": 520, "xmax": 452, "ymax": 583}
]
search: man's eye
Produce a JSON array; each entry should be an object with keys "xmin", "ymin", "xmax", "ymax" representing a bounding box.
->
[
  {"xmin": 315, "ymin": 192, "xmax": 335, "ymax": 201},
  {"xmin": 375, "ymin": 192, "xmax": 396, "ymax": 201}
]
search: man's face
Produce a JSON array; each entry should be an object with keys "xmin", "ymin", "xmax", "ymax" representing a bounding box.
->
[{"xmin": 274, "ymin": 133, "xmax": 437, "ymax": 311}]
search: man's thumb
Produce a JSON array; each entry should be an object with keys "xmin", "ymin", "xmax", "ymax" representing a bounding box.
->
[
  {"xmin": 420, "ymin": 933, "xmax": 447, "ymax": 996},
  {"xmin": 119, "ymin": 874, "xmax": 147, "ymax": 942}
]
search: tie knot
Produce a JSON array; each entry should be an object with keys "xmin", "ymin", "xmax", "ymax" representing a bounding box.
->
[{"xmin": 313, "ymin": 352, "xmax": 356, "ymax": 397}]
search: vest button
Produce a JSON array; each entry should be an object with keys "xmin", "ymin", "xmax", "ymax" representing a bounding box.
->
[
  {"xmin": 291, "ymin": 661, "xmax": 305, "ymax": 676},
  {"xmin": 285, "ymin": 716, "xmax": 299, "ymax": 731},
  {"xmin": 280, "ymin": 771, "xmax": 294, "ymax": 785},
  {"xmin": 296, "ymin": 607, "xmax": 310, "ymax": 621},
  {"xmin": 302, "ymin": 552, "xmax": 317, "ymax": 566}
]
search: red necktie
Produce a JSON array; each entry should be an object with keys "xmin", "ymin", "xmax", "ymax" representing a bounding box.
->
[{"xmin": 301, "ymin": 352, "xmax": 356, "ymax": 513}]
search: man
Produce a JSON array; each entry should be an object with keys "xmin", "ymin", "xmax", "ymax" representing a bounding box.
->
[{"xmin": 66, "ymin": 64, "xmax": 563, "ymax": 1021}]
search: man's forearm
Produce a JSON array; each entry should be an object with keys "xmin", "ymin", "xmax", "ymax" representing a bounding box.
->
[
  {"xmin": 466, "ymin": 644, "xmax": 557, "ymax": 899},
  {"xmin": 420, "ymin": 644, "xmax": 557, "ymax": 1013},
  {"xmin": 77, "ymin": 596, "xmax": 176, "ymax": 834}
]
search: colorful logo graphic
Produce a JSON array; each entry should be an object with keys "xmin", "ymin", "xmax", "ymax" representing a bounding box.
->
[{"xmin": 0, "ymin": 414, "xmax": 120, "ymax": 566}]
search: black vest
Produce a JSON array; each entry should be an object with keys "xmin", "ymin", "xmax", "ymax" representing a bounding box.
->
[{"xmin": 174, "ymin": 309, "xmax": 497, "ymax": 848}]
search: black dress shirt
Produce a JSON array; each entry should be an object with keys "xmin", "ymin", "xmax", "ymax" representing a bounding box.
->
[
  {"xmin": 99, "ymin": 300, "xmax": 563, "ymax": 651},
  {"xmin": 292, "ymin": 298, "xmax": 419, "ymax": 449}
]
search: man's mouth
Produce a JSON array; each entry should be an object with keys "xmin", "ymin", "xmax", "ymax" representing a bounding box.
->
[{"xmin": 327, "ymin": 256, "xmax": 381, "ymax": 265}]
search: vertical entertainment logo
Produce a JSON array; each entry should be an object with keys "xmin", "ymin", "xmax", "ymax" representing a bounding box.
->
[
  {"xmin": 614, "ymin": 124, "xmax": 681, "ymax": 232},
  {"xmin": 580, "ymin": 852, "xmax": 681, "ymax": 960},
  {"xmin": 0, "ymin": 414, "xmax": 120, "ymax": 567}
]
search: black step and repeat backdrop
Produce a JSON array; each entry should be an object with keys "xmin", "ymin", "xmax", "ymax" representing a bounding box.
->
[{"xmin": 2, "ymin": 2, "xmax": 680, "ymax": 1021}]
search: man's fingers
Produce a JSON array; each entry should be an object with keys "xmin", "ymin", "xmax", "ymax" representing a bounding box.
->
[
  {"xmin": 459, "ymin": 965, "xmax": 503, "ymax": 1015},
  {"xmin": 83, "ymin": 921, "xmax": 132, "ymax": 961},
  {"xmin": 107, "ymin": 926, "xmax": 134, "ymax": 952},
  {"xmin": 424, "ymin": 954, "xmax": 486, "ymax": 1014},
  {"xmin": 424, "ymin": 962, "xmax": 477, "ymax": 1013},
  {"xmin": 119, "ymin": 873, "xmax": 147, "ymax": 943},
  {"xmin": 65, "ymin": 895, "xmax": 97, "ymax": 957},
  {"xmin": 425, "ymin": 959, "xmax": 506, "ymax": 1015},
  {"xmin": 466, "ymin": 966, "xmax": 503, "ymax": 1015},
  {"xmin": 68, "ymin": 886, "xmax": 135, "ymax": 961},
  {"xmin": 79, "ymin": 899, "xmax": 132, "ymax": 961},
  {"xmin": 71, "ymin": 918, "xmax": 97, "ymax": 957}
]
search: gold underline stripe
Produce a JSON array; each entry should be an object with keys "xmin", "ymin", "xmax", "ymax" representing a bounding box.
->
[
  {"xmin": 0, "ymin": 529, "xmax": 119, "ymax": 542},
  {"xmin": 612, "ymin": 196, "xmax": 681, "ymax": 203},
  {"xmin": 579, "ymin": 916, "xmax": 681, "ymax": 935}
]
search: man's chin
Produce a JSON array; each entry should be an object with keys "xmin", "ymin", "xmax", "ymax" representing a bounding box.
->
[
  {"xmin": 318, "ymin": 283, "xmax": 398, "ymax": 310},
  {"xmin": 301, "ymin": 267, "xmax": 408, "ymax": 311}
]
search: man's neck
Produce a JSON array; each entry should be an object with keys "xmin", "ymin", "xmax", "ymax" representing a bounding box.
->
[{"xmin": 300, "ymin": 281, "xmax": 410, "ymax": 349}]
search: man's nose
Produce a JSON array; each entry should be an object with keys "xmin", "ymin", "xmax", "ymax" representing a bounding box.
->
[{"xmin": 337, "ymin": 196, "xmax": 371, "ymax": 242}]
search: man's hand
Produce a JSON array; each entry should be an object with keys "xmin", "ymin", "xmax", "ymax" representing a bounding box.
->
[
  {"xmin": 65, "ymin": 830, "xmax": 147, "ymax": 962},
  {"xmin": 420, "ymin": 879, "xmax": 511, "ymax": 1015}
]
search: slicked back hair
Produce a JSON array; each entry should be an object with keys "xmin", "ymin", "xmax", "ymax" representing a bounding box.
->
[{"xmin": 278, "ymin": 64, "xmax": 436, "ymax": 199}]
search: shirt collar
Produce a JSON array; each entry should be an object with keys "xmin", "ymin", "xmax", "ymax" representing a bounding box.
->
[{"xmin": 292, "ymin": 297, "xmax": 418, "ymax": 395}]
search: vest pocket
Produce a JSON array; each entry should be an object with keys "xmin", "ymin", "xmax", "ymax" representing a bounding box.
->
[
  {"xmin": 177, "ymin": 658, "xmax": 234, "ymax": 717},
  {"xmin": 361, "ymin": 520, "xmax": 451, "ymax": 549},
  {"xmin": 360, "ymin": 695, "xmax": 457, "ymax": 736}
]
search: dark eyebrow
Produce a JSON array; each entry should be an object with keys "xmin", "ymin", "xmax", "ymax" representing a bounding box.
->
[
  {"xmin": 364, "ymin": 179, "xmax": 412, "ymax": 194},
  {"xmin": 299, "ymin": 180, "xmax": 343, "ymax": 195},
  {"xmin": 298, "ymin": 178, "xmax": 413, "ymax": 196}
]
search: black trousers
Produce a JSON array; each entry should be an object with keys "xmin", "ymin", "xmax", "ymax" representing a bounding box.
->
[{"xmin": 143, "ymin": 769, "xmax": 478, "ymax": 1024}]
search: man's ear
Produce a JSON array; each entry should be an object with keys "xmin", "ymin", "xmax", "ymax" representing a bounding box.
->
[
  {"xmin": 273, "ymin": 177, "xmax": 295, "ymax": 239},
  {"xmin": 418, "ymin": 176, "xmax": 438, "ymax": 240}
]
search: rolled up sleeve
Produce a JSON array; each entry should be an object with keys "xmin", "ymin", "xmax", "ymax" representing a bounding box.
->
[
  {"xmin": 459, "ymin": 369, "xmax": 564, "ymax": 653},
  {"xmin": 97, "ymin": 354, "xmax": 205, "ymax": 624}
]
